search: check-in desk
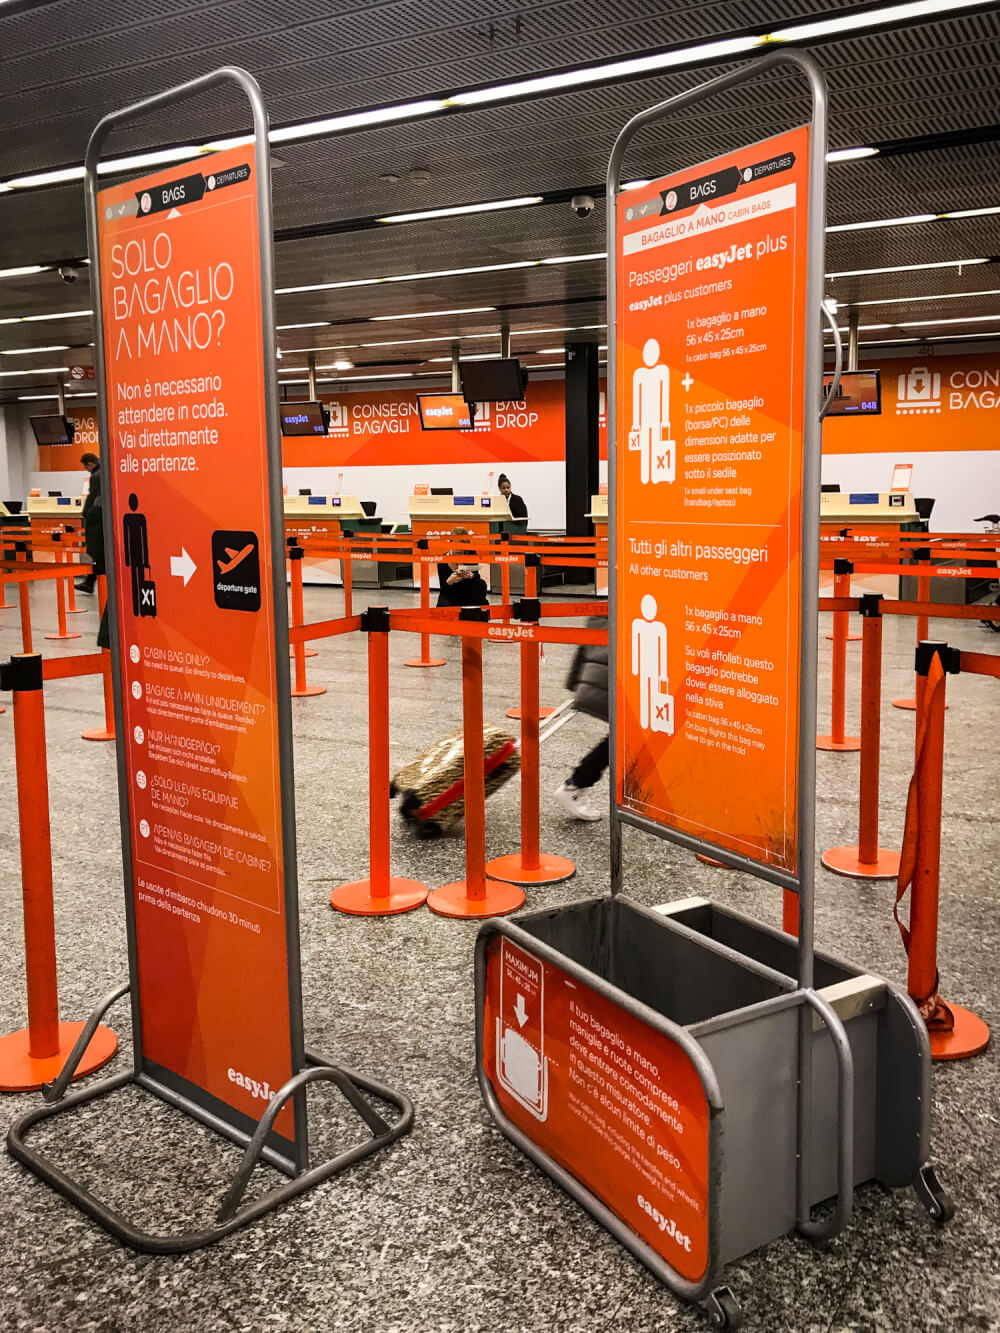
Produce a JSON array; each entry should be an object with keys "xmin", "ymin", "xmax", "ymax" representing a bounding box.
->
[
  {"xmin": 27, "ymin": 492, "xmax": 85, "ymax": 561},
  {"xmin": 586, "ymin": 492, "xmax": 609, "ymax": 597},
  {"xmin": 409, "ymin": 493, "xmax": 512, "ymax": 589},
  {"xmin": 820, "ymin": 490, "xmax": 919, "ymax": 538},
  {"xmin": 820, "ymin": 491, "xmax": 926, "ymax": 599}
]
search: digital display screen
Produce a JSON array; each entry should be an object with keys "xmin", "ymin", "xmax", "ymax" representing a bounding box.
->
[
  {"xmin": 307, "ymin": 496, "xmax": 327, "ymax": 505},
  {"xmin": 459, "ymin": 357, "xmax": 526, "ymax": 403},
  {"xmin": 454, "ymin": 496, "xmax": 475, "ymax": 506},
  {"xmin": 280, "ymin": 402, "xmax": 327, "ymax": 435},
  {"xmin": 418, "ymin": 394, "xmax": 474, "ymax": 430},
  {"xmin": 849, "ymin": 493, "xmax": 880, "ymax": 505},
  {"xmin": 480, "ymin": 497, "xmax": 491, "ymax": 507},
  {"xmin": 822, "ymin": 370, "xmax": 881, "ymax": 416},
  {"xmin": 30, "ymin": 415, "xmax": 75, "ymax": 446}
]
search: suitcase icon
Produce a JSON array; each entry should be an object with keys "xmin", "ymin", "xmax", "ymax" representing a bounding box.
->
[
  {"xmin": 897, "ymin": 365, "xmax": 941, "ymax": 404},
  {"xmin": 138, "ymin": 575, "xmax": 157, "ymax": 618}
]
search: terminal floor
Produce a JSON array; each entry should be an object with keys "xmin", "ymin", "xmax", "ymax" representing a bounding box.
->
[{"xmin": 0, "ymin": 584, "xmax": 997, "ymax": 1333}]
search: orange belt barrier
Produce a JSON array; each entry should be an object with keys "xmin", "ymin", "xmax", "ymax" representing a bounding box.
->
[
  {"xmin": 822, "ymin": 597, "xmax": 900, "ymax": 880},
  {"xmin": 894, "ymin": 644, "xmax": 989, "ymax": 1061},
  {"xmin": 287, "ymin": 545, "xmax": 325, "ymax": 698},
  {"xmin": 426, "ymin": 636, "xmax": 525, "ymax": 920},
  {"xmin": 330, "ymin": 610, "xmax": 428, "ymax": 917},
  {"xmin": 44, "ymin": 535, "xmax": 82, "ymax": 643},
  {"xmin": 507, "ymin": 558, "xmax": 554, "ymax": 722},
  {"xmin": 288, "ymin": 614, "xmax": 362, "ymax": 644},
  {"xmin": 487, "ymin": 630, "xmax": 575, "ymax": 887},
  {"xmin": 817, "ymin": 561, "xmax": 860, "ymax": 753},
  {"xmin": 405, "ymin": 546, "xmax": 446, "ymax": 669},
  {"xmin": 0, "ymin": 653, "xmax": 119, "ymax": 1091}
]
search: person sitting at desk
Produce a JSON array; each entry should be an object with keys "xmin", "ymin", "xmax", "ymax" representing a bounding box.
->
[
  {"xmin": 498, "ymin": 473, "xmax": 528, "ymax": 521},
  {"xmin": 437, "ymin": 527, "xmax": 489, "ymax": 607}
]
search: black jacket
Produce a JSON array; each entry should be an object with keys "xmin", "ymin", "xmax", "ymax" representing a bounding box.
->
[
  {"xmin": 506, "ymin": 492, "xmax": 528, "ymax": 520},
  {"xmin": 565, "ymin": 618, "xmax": 608, "ymax": 721},
  {"xmin": 436, "ymin": 559, "xmax": 489, "ymax": 607},
  {"xmin": 82, "ymin": 467, "xmax": 105, "ymax": 570}
]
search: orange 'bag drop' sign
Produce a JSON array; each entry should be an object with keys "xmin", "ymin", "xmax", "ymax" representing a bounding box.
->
[
  {"xmin": 97, "ymin": 147, "xmax": 305, "ymax": 1165},
  {"xmin": 615, "ymin": 127, "xmax": 811, "ymax": 873}
]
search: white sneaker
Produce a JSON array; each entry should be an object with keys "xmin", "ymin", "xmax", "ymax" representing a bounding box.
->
[{"xmin": 554, "ymin": 781, "xmax": 601, "ymax": 822}]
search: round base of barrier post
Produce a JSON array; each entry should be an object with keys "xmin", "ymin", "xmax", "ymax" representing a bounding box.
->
[
  {"xmin": 816, "ymin": 734, "xmax": 861, "ymax": 752},
  {"xmin": 81, "ymin": 726, "xmax": 115, "ymax": 742},
  {"xmin": 821, "ymin": 844, "xmax": 901, "ymax": 880},
  {"xmin": 290, "ymin": 647, "xmax": 318, "ymax": 659},
  {"xmin": 404, "ymin": 657, "xmax": 447, "ymax": 668},
  {"xmin": 427, "ymin": 878, "xmax": 525, "ymax": 919},
  {"xmin": 44, "ymin": 629, "xmax": 82, "ymax": 641},
  {"xmin": 826, "ymin": 630, "xmax": 861, "ymax": 641},
  {"xmin": 485, "ymin": 853, "xmax": 575, "ymax": 885},
  {"xmin": 291, "ymin": 683, "xmax": 326, "ymax": 697},
  {"xmin": 330, "ymin": 877, "xmax": 429, "ymax": 917},
  {"xmin": 0, "ymin": 1021, "xmax": 118, "ymax": 1093},
  {"xmin": 505, "ymin": 706, "xmax": 556, "ymax": 720},
  {"xmin": 930, "ymin": 1006, "xmax": 990, "ymax": 1062},
  {"xmin": 696, "ymin": 853, "xmax": 728, "ymax": 868},
  {"xmin": 893, "ymin": 696, "xmax": 947, "ymax": 712}
]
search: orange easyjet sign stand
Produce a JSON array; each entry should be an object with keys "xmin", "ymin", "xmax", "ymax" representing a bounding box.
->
[
  {"xmin": 7, "ymin": 68, "xmax": 413, "ymax": 1255},
  {"xmin": 97, "ymin": 141, "xmax": 306, "ymax": 1165},
  {"xmin": 614, "ymin": 126, "xmax": 810, "ymax": 874}
]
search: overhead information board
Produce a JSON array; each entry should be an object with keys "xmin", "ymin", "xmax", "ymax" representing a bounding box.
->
[
  {"xmin": 615, "ymin": 126, "xmax": 810, "ymax": 874},
  {"xmin": 96, "ymin": 145, "xmax": 305, "ymax": 1166}
]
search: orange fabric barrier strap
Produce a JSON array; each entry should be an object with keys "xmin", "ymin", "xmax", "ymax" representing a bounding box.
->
[
  {"xmin": 41, "ymin": 654, "xmax": 105, "ymax": 681},
  {"xmin": 957, "ymin": 651, "xmax": 1000, "ymax": 679},
  {"xmin": 884, "ymin": 600, "xmax": 1000, "ymax": 622},
  {"xmin": 387, "ymin": 614, "xmax": 607, "ymax": 646},
  {"xmin": 894, "ymin": 655, "xmax": 951, "ymax": 1028},
  {"xmin": 288, "ymin": 614, "xmax": 362, "ymax": 644}
]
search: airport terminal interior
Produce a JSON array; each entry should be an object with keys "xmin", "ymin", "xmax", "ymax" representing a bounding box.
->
[{"xmin": 1, "ymin": 2, "xmax": 1000, "ymax": 1330}]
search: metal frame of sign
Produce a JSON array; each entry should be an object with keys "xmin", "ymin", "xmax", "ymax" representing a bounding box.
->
[
  {"xmin": 608, "ymin": 48, "xmax": 827, "ymax": 964},
  {"xmin": 7, "ymin": 66, "xmax": 414, "ymax": 1255}
]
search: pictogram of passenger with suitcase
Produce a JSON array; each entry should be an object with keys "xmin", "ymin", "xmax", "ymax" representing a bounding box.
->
[{"xmin": 122, "ymin": 492, "xmax": 157, "ymax": 617}]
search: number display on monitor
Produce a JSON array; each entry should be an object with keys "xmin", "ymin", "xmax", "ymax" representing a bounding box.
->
[
  {"xmin": 418, "ymin": 394, "xmax": 474, "ymax": 430},
  {"xmin": 280, "ymin": 402, "xmax": 328, "ymax": 435},
  {"xmin": 822, "ymin": 370, "xmax": 881, "ymax": 416}
]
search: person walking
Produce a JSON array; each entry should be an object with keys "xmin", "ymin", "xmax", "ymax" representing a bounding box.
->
[
  {"xmin": 554, "ymin": 623, "xmax": 608, "ymax": 821},
  {"xmin": 76, "ymin": 452, "xmax": 102, "ymax": 594}
]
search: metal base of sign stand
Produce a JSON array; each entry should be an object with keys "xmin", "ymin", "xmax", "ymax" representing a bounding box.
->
[{"xmin": 6, "ymin": 984, "xmax": 415, "ymax": 1255}]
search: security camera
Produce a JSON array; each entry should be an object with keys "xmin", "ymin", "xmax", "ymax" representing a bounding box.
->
[
  {"xmin": 58, "ymin": 265, "xmax": 83, "ymax": 284},
  {"xmin": 570, "ymin": 194, "xmax": 595, "ymax": 219}
]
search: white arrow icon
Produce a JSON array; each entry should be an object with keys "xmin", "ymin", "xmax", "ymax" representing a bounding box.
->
[
  {"xmin": 514, "ymin": 994, "xmax": 528, "ymax": 1028},
  {"xmin": 167, "ymin": 207, "xmax": 181, "ymax": 219},
  {"xmin": 170, "ymin": 548, "xmax": 197, "ymax": 586}
]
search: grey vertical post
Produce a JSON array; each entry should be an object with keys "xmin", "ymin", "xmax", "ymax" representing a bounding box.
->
[
  {"xmin": 500, "ymin": 325, "xmax": 511, "ymax": 359},
  {"xmin": 56, "ymin": 383, "xmax": 66, "ymax": 416},
  {"xmin": 847, "ymin": 309, "xmax": 860, "ymax": 372},
  {"xmin": 307, "ymin": 353, "xmax": 317, "ymax": 400},
  {"xmin": 451, "ymin": 344, "xmax": 461, "ymax": 393},
  {"xmin": 564, "ymin": 341, "xmax": 600, "ymax": 565}
]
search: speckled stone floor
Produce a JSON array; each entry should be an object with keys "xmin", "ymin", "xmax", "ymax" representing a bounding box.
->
[{"xmin": 0, "ymin": 578, "xmax": 997, "ymax": 1333}]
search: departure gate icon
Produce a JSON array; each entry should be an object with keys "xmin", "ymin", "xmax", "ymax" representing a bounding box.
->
[
  {"xmin": 632, "ymin": 594, "xmax": 674, "ymax": 734},
  {"xmin": 629, "ymin": 338, "xmax": 676, "ymax": 484}
]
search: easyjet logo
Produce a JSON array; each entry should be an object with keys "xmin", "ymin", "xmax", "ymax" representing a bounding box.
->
[
  {"xmin": 228, "ymin": 1066, "xmax": 273, "ymax": 1101},
  {"xmin": 488, "ymin": 624, "xmax": 536, "ymax": 640},
  {"xmin": 637, "ymin": 1194, "xmax": 692, "ymax": 1251}
]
